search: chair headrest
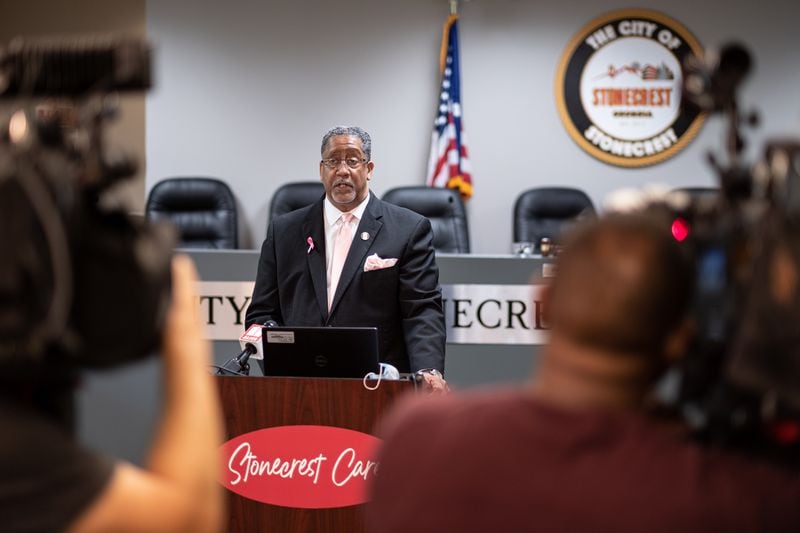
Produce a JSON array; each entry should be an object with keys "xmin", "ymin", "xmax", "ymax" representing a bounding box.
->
[
  {"xmin": 382, "ymin": 186, "xmax": 470, "ymax": 253},
  {"xmin": 147, "ymin": 177, "xmax": 236, "ymax": 212},
  {"xmin": 146, "ymin": 177, "xmax": 238, "ymax": 249},
  {"xmin": 269, "ymin": 181, "xmax": 325, "ymax": 221},
  {"xmin": 513, "ymin": 187, "xmax": 595, "ymax": 246},
  {"xmin": 515, "ymin": 187, "xmax": 595, "ymax": 218}
]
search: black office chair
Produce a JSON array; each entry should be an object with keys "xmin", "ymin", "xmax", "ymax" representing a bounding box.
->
[
  {"xmin": 146, "ymin": 177, "xmax": 238, "ymax": 249},
  {"xmin": 268, "ymin": 181, "xmax": 325, "ymax": 224},
  {"xmin": 513, "ymin": 187, "xmax": 595, "ymax": 249},
  {"xmin": 382, "ymin": 186, "xmax": 470, "ymax": 253}
]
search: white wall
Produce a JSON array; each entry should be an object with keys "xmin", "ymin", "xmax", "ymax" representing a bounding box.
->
[{"xmin": 146, "ymin": 0, "xmax": 800, "ymax": 252}]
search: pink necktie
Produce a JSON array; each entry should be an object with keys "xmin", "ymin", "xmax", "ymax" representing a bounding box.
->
[{"xmin": 329, "ymin": 212, "xmax": 355, "ymax": 310}]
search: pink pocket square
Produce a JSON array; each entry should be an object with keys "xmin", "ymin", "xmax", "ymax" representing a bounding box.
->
[{"xmin": 364, "ymin": 253, "xmax": 398, "ymax": 272}]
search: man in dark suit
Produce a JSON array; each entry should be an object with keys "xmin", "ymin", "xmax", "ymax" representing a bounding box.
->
[{"xmin": 246, "ymin": 126, "xmax": 446, "ymax": 379}]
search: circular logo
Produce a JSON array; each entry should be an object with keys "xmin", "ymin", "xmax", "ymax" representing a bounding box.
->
[{"xmin": 555, "ymin": 9, "xmax": 706, "ymax": 167}]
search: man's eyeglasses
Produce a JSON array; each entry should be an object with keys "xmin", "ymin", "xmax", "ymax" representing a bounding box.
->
[{"xmin": 321, "ymin": 157, "xmax": 367, "ymax": 170}]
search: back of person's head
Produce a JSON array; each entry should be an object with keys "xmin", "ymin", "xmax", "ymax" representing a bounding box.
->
[{"xmin": 547, "ymin": 213, "xmax": 694, "ymax": 357}]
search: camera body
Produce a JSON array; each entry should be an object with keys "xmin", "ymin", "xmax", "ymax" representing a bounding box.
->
[
  {"xmin": 663, "ymin": 44, "xmax": 800, "ymax": 462},
  {"xmin": 0, "ymin": 37, "xmax": 174, "ymax": 379}
]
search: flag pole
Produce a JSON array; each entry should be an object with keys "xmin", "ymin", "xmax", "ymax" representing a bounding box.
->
[{"xmin": 450, "ymin": 0, "xmax": 458, "ymax": 15}]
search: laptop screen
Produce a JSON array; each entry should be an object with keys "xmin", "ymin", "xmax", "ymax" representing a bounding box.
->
[{"xmin": 260, "ymin": 326, "xmax": 380, "ymax": 378}]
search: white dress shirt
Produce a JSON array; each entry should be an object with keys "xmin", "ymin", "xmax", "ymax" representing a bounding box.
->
[{"xmin": 323, "ymin": 194, "xmax": 370, "ymax": 296}]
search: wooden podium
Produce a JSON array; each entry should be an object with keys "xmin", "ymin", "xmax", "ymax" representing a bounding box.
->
[{"xmin": 217, "ymin": 376, "xmax": 415, "ymax": 533}]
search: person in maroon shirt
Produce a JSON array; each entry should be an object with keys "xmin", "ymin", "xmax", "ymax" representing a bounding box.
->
[{"xmin": 367, "ymin": 213, "xmax": 800, "ymax": 533}]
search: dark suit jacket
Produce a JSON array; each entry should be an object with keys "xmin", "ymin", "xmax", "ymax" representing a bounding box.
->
[{"xmin": 246, "ymin": 192, "xmax": 446, "ymax": 373}]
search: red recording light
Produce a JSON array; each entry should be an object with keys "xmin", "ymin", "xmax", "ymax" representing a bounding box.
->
[
  {"xmin": 768, "ymin": 420, "xmax": 800, "ymax": 444},
  {"xmin": 671, "ymin": 218, "xmax": 690, "ymax": 242}
]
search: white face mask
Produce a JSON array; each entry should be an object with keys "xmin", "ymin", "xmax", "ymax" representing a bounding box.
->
[{"xmin": 362, "ymin": 363, "xmax": 401, "ymax": 390}]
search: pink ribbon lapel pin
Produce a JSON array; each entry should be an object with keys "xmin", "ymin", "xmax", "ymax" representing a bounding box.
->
[{"xmin": 306, "ymin": 236, "xmax": 315, "ymax": 254}]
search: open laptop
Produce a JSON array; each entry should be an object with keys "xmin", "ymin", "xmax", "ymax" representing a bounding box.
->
[{"xmin": 259, "ymin": 326, "xmax": 380, "ymax": 378}]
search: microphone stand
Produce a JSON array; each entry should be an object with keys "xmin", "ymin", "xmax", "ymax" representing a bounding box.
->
[
  {"xmin": 217, "ymin": 345, "xmax": 255, "ymax": 376},
  {"xmin": 215, "ymin": 321, "xmax": 277, "ymax": 376}
]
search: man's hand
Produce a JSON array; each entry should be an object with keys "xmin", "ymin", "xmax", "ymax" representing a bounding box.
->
[{"xmin": 418, "ymin": 369, "xmax": 450, "ymax": 395}]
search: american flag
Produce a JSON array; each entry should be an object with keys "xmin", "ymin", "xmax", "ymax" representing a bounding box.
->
[{"xmin": 426, "ymin": 14, "xmax": 472, "ymax": 199}]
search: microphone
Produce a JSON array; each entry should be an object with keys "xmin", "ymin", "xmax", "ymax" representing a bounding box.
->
[
  {"xmin": 238, "ymin": 323, "xmax": 264, "ymax": 361},
  {"xmin": 217, "ymin": 320, "xmax": 278, "ymax": 376}
]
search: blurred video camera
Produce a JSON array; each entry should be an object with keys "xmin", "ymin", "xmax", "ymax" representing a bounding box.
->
[
  {"xmin": 0, "ymin": 37, "xmax": 175, "ymax": 379},
  {"xmin": 657, "ymin": 43, "xmax": 800, "ymax": 464}
]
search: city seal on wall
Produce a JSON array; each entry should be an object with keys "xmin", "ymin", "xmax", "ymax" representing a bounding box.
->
[{"xmin": 555, "ymin": 9, "xmax": 706, "ymax": 167}]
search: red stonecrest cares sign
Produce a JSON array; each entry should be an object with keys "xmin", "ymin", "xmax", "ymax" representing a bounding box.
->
[{"xmin": 220, "ymin": 425, "xmax": 381, "ymax": 509}]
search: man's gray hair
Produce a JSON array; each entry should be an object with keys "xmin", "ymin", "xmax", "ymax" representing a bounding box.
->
[{"xmin": 321, "ymin": 126, "xmax": 372, "ymax": 161}]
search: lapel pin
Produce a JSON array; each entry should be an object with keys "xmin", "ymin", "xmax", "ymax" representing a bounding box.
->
[
  {"xmin": 306, "ymin": 236, "xmax": 315, "ymax": 254},
  {"xmin": 360, "ymin": 232, "xmax": 370, "ymax": 241}
]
